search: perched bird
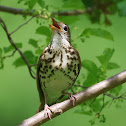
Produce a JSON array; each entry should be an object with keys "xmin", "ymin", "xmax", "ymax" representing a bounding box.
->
[{"xmin": 36, "ymin": 17, "xmax": 81, "ymax": 119}]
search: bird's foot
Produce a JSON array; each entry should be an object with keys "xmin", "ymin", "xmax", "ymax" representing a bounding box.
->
[
  {"xmin": 44, "ymin": 104, "xmax": 52, "ymax": 119},
  {"xmin": 68, "ymin": 93, "xmax": 76, "ymax": 106}
]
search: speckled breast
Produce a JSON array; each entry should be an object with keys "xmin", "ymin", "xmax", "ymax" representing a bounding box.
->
[{"xmin": 39, "ymin": 46, "xmax": 80, "ymax": 105}]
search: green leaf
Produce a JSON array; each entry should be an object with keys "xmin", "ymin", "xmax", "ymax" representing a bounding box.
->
[
  {"xmin": 13, "ymin": 51, "xmax": 37, "ymax": 67},
  {"xmin": 46, "ymin": 36, "xmax": 50, "ymax": 46},
  {"xmin": 37, "ymin": 0, "xmax": 45, "ymax": 8},
  {"xmin": 36, "ymin": 26, "xmax": 51, "ymax": 37},
  {"xmin": 82, "ymin": 60, "xmax": 99, "ymax": 86},
  {"xmin": 0, "ymin": 48, "xmax": 2, "ymax": 58},
  {"xmin": 99, "ymin": 115, "xmax": 106, "ymax": 123},
  {"xmin": 4, "ymin": 43, "xmax": 22, "ymax": 53},
  {"xmin": 83, "ymin": 72, "xmax": 99, "ymax": 86},
  {"xmin": 89, "ymin": 119, "xmax": 95, "ymax": 125},
  {"xmin": 81, "ymin": 0, "xmax": 94, "ymax": 8},
  {"xmin": 28, "ymin": 39, "xmax": 38, "ymax": 48},
  {"xmin": 29, "ymin": 0, "xmax": 37, "ymax": 9},
  {"xmin": 0, "ymin": 48, "xmax": 3, "ymax": 69},
  {"xmin": 57, "ymin": 16, "xmax": 79, "ymax": 25},
  {"xmin": 82, "ymin": 60, "xmax": 98, "ymax": 73},
  {"xmin": 90, "ymin": 98, "xmax": 101, "ymax": 112},
  {"xmin": 109, "ymin": 85, "xmax": 122, "ymax": 96},
  {"xmin": 104, "ymin": 101, "xmax": 110, "ymax": 108},
  {"xmin": 117, "ymin": 1, "xmax": 126, "ymax": 16},
  {"xmin": 81, "ymin": 28, "xmax": 114, "ymax": 41},
  {"xmin": 62, "ymin": 0, "xmax": 84, "ymax": 9},
  {"xmin": 35, "ymin": 48, "xmax": 43, "ymax": 55},
  {"xmin": 97, "ymin": 48, "xmax": 114, "ymax": 70},
  {"xmin": 107, "ymin": 62, "xmax": 120, "ymax": 70}
]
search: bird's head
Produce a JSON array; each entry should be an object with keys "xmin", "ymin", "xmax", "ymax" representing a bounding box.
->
[{"xmin": 49, "ymin": 17, "xmax": 71, "ymax": 42}]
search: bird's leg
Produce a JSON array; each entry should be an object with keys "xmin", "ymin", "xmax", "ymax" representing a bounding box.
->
[
  {"xmin": 63, "ymin": 92, "xmax": 76, "ymax": 106},
  {"xmin": 44, "ymin": 103, "xmax": 52, "ymax": 120},
  {"xmin": 44, "ymin": 96, "xmax": 53, "ymax": 120},
  {"xmin": 68, "ymin": 93, "xmax": 76, "ymax": 106}
]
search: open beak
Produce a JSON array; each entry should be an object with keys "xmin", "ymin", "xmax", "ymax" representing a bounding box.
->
[{"xmin": 49, "ymin": 17, "xmax": 62, "ymax": 31}]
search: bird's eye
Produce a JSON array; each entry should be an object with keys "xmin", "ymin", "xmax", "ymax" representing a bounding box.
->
[{"xmin": 64, "ymin": 26, "xmax": 68, "ymax": 31}]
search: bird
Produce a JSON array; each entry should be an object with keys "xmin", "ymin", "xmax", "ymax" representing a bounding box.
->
[{"xmin": 36, "ymin": 17, "xmax": 81, "ymax": 119}]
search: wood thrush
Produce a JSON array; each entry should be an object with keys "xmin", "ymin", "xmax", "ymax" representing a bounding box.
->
[{"xmin": 36, "ymin": 17, "xmax": 81, "ymax": 119}]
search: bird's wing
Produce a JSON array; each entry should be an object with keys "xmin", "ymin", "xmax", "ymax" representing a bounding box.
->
[
  {"xmin": 36, "ymin": 47, "xmax": 49, "ymax": 112},
  {"xmin": 73, "ymin": 47, "xmax": 81, "ymax": 75},
  {"xmin": 70, "ymin": 43, "xmax": 81, "ymax": 72}
]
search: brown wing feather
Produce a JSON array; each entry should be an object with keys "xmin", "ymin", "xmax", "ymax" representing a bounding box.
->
[
  {"xmin": 70, "ymin": 43, "xmax": 81, "ymax": 71},
  {"xmin": 74, "ymin": 48, "xmax": 81, "ymax": 72},
  {"xmin": 36, "ymin": 47, "xmax": 49, "ymax": 112}
]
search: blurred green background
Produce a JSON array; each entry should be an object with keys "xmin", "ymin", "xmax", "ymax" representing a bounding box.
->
[{"xmin": 0, "ymin": 0, "xmax": 126, "ymax": 126}]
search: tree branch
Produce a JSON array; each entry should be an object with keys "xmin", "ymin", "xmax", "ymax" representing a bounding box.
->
[
  {"xmin": 104, "ymin": 92, "xmax": 126, "ymax": 100},
  {"xmin": 96, "ymin": 94, "xmax": 105, "ymax": 117},
  {"xmin": 104, "ymin": 92, "xmax": 126, "ymax": 108},
  {"xmin": 18, "ymin": 70, "xmax": 126, "ymax": 126},
  {"xmin": 2, "ymin": 49, "xmax": 17, "ymax": 59},
  {"xmin": 51, "ymin": 8, "xmax": 94, "ymax": 16},
  {"xmin": 10, "ymin": 16, "xmax": 34, "ymax": 35},
  {"xmin": 0, "ymin": 5, "xmax": 34, "ymax": 16},
  {"xmin": 73, "ymin": 84, "xmax": 88, "ymax": 89},
  {"xmin": 0, "ymin": 5, "xmax": 95, "ymax": 17},
  {"xmin": 0, "ymin": 17, "xmax": 36, "ymax": 79}
]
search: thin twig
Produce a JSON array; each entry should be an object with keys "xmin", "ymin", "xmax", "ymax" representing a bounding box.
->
[
  {"xmin": 30, "ymin": 63, "xmax": 38, "ymax": 67},
  {"xmin": 73, "ymin": 84, "xmax": 88, "ymax": 89},
  {"xmin": 0, "ymin": 17, "xmax": 36, "ymax": 79},
  {"xmin": 104, "ymin": 92, "xmax": 126, "ymax": 100},
  {"xmin": 51, "ymin": 8, "xmax": 94, "ymax": 16},
  {"xmin": 29, "ymin": 64, "xmax": 37, "ymax": 75},
  {"xmin": 10, "ymin": 16, "xmax": 34, "ymax": 35},
  {"xmin": 108, "ymin": 99, "xmax": 114, "ymax": 108},
  {"xmin": 2, "ymin": 49, "xmax": 17, "ymax": 59},
  {"xmin": 90, "ymin": 98, "xmax": 97, "ymax": 106},
  {"xmin": 30, "ymin": 68, "xmax": 36, "ymax": 76},
  {"xmin": 96, "ymin": 94, "xmax": 105, "ymax": 117},
  {"xmin": 104, "ymin": 92, "xmax": 126, "ymax": 108},
  {"xmin": 0, "ymin": 5, "xmax": 95, "ymax": 17},
  {"xmin": 0, "ymin": 5, "xmax": 34, "ymax": 15}
]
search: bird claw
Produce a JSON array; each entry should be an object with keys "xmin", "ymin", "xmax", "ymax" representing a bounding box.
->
[
  {"xmin": 44, "ymin": 104, "xmax": 52, "ymax": 119},
  {"xmin": 68, "ymin": 93, "xmax": 76, "ymax": 106}
]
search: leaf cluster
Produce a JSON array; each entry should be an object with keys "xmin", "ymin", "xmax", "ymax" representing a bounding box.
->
[
  {"xmin": 73, "ymin": 47, "xmax": 121, "ymax": 124},
  {"xmin": 82, "ymin": 0, "xmax": 126, "ymax": 25},
  {"xmin": 17, "ymin": 0, "xmax": 126, "ymax": 25}
]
